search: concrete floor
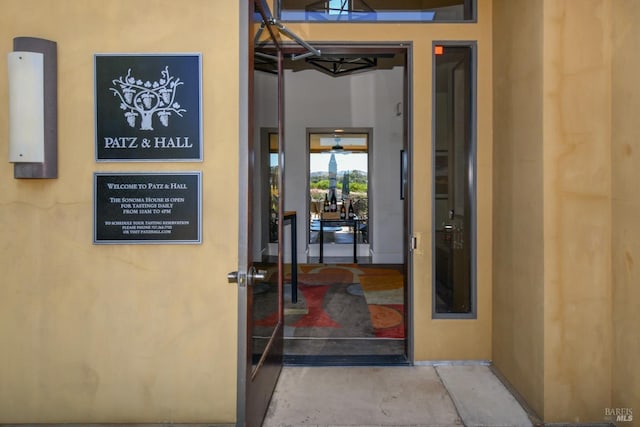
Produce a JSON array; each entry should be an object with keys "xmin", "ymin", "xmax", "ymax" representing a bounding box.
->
[{"xmin": 262, "ymin": 364, "xmax": 533, "ymax": 427}]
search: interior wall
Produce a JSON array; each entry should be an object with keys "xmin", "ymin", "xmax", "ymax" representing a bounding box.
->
[
  {"xmin": 542, "ymin": 1, "xmax": 613, "ymax": 421},
  {"xmin": 283, "ymin": 67, "xmax": 405, "ymax": 263},
  {"xmin": 0, "ymin": 1, "xmax": 239, "ymax": 423},
  {"xmin": 491, "ymin": 0, "xmax": 545, "ymax": 417},
  {"xmin": 611, "ymin": 0, "xmax": 640, "ymax": 417}
]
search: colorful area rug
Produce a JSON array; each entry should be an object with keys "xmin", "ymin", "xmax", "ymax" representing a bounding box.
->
[{"xmin": 254, "ymin": 264, "xmax": 405, "ymax": 339}]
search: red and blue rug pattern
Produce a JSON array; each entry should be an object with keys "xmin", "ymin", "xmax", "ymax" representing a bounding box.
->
[{"xmin": 255, "ymin": 264, "xmax": 405, "ymax": 339}]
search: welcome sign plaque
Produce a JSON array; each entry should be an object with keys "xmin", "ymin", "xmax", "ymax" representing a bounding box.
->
[
  {"xmin": 95, "ymin": 54, "xmax": 202, "ymax": 161},
  {"xmin": 94, "ymin": 172, "xmax": 202, "ymax": 244}
]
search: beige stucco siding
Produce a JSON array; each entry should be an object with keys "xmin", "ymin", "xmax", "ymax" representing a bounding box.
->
[
  {"xmin": 612, "ymin": 0, "xmax": 640, "ymax": 420},
  {"xmin": 0, "ymin": 1, "xmax": 239, "ymax": 423},
  {"xmin": 494, "ymin": 0, "xmax": 639, "ymax": 423},
  {"xmin": 492, "ymin": 0, "xmax": 545, "ymax": 417}
]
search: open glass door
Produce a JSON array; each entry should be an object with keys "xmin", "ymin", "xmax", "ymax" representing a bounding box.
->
[{"xmin": 235, "ymin": 1, "xmax": 284, "ymax": 426}]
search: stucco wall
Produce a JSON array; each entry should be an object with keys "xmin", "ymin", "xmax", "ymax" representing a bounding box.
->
[
  {"xmin": 612, "ymin": 0, "xmax": 640, "ymax": 420},
  {"xmin": 542, "ymin": 1, "xmax": 613, "ymax": 422},
  {"xmin": 0, "ymin": 1, "xmax": 239, "ymax": 423},
  {"xmin": 492, "ymin": 0, "xmax": 545, "ymax": 417},
  {"xmin": 494, "ymin": 0, "xmax": 618, "ymax": 423}
]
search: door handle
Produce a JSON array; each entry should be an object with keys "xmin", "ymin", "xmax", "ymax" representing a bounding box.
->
[{"xmin": 227, "ymin": 268, "xmax": 267, "ymax": 286}]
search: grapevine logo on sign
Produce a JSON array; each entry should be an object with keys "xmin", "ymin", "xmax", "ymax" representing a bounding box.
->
[
  {"xmin": 112, "ymin": 66, "xmax": 185, "ymax": 131},
  {"xmin": 95, "ymin": 54, "xmax": 202, "ymax": 161}
]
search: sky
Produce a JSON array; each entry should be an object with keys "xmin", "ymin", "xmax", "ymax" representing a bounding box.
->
[
  {"xmin": 270, "ymin": 152, "xmax": 368, "ymax": 173},
  {"xmin": 309, "ymin": 153, "xmax": 368, "ymax": 173}
]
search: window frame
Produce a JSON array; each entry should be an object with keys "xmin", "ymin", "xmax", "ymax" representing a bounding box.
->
[
  {"xmin": 275, "ymin": 0, "xmax": 477, "ymax": 23},
  {"xmin": 306, "ymin": 127, "xmax": 373, "ymax": 248},
  {"xmin": 431, "ymin": 41, "xmax": 477, "ymax": 320}
]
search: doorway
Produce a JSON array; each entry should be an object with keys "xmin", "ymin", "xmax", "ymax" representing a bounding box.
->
[
  {"xmin": 241, "ymin": 1, "xmax": 486, "ymax": 422},
  {"xmin": 269, "ymin": 45, "xmax": 412, "ymax": 364}
]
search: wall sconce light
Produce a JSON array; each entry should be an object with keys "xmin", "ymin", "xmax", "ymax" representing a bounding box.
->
[{"xmin": 7, "ymin": 37, "xmax": 57, "ymax": 178}]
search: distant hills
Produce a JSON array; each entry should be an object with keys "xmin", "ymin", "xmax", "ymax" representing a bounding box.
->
[{"xmin": 310, "ymin": 170, "xmax": 367, "ymax": 179}]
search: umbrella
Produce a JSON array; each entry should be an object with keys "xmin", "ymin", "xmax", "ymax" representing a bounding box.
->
[{"xmin": 341, "ymin": 171, "xmax": 350, "ymax": 197}]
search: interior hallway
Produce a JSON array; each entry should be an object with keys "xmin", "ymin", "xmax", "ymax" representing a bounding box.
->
[{"xmin": 263, "ymin": 364, "xmax": 534, "ymax": 427}]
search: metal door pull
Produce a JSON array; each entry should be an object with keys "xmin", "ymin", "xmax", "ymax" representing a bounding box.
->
[{"xmin": 227, "ymin": 269, "xmax": 266, "ymax": 285}]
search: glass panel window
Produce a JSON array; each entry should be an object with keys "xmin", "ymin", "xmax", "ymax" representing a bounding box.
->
[
  {"xmin": 433, "ymin": 44, "xmax": 475, "ymax": 316},
  {"xmin": 278, "ymin": 0, "xmax": 475, "ymax": 22}
]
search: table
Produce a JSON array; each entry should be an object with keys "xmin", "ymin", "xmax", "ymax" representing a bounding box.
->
[{"xmin": 313, "ymin": 218, "xmax": 361, "ymax": 264}]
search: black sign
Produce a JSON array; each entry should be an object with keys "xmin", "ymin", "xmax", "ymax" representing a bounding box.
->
[
  {"xmin": 95, "ymin": 54, "xmax": 202, "ymax": 161},
  {"xmin": 94, "ymin": 172, "xmax": 201, "ymax": 244}
]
